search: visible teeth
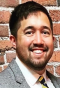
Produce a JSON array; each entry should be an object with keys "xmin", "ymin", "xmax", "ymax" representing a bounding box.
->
[{"xmin": 34, "ymin": 50, "xmax": 42, "ymax": 53}]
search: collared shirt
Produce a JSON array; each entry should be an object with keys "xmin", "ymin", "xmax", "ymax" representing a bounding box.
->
[{"xmin": 15, "ymin": 56, "xmax": 55, "ymax": 88}]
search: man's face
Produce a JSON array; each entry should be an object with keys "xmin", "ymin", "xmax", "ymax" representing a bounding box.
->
[{"xmin": 14, "ymin": 12, "xmax": 54, "ymax": 71}]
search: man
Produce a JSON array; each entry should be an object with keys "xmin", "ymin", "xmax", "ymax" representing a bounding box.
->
[{"xmin": 0, "ymin": 1, "xmax": 60, "ymax": 88}]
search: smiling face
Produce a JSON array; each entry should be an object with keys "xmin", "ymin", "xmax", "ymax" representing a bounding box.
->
[{"xmin": 11, "ymin": 11, "xmax": 54, "ymax": 72}]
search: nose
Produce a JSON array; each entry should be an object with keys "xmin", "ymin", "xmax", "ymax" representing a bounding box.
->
[{"xmin": 33, "ymin": 31, "xmax": 44, "ymax": 45}]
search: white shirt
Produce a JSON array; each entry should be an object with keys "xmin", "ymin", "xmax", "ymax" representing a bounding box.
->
[{"xmin": 15, "ymin": 56, "xmax": 55, "ymax": 88}]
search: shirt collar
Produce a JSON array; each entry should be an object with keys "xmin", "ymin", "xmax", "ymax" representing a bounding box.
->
[{"xmin": 15, "ymin": 56, "xmax": 47, "ymax": 86}]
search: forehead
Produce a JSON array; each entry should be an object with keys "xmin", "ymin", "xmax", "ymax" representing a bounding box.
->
[{"xmin": 20, "ymin": 11, "xmax": 50, "ymax": 29}]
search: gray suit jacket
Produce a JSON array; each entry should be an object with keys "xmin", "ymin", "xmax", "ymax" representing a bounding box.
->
[{"xmin": 0, "ymin": 59, "xmax": 60, "ymax": 88}]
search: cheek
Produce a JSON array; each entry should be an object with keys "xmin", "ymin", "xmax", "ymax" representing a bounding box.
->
[
  {"xmin": 44, "ymin": 38, "xmax": 54, "ymax": 48},
  {"xmin": 21, "ymin": 37, "xmax": 32, "ymax": 47},
  {"xmin": 47, "ymin": 42, "xmax": 54, "ymax": 50}
]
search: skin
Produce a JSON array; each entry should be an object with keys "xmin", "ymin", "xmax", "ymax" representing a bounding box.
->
[{"xmin": 10, "ymin": 11, "xmax": 54, "ymax": 75}]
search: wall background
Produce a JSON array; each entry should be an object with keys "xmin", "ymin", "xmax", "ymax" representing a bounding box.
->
[{"xmin": 0, "ymin": 0, "xmax": 60, "ymax": 77}]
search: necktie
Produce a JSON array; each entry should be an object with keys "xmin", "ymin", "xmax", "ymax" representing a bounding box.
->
[{"xmin": 38, "ymin": 76, "xmax": 49, "ymax": 88}]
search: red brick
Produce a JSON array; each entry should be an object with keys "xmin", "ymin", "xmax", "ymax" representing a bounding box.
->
[
  {"xmin": 55, "ymin": 65, "xmax": 60, "ymax": 76},
  {"xmin": 33, "ymin": 0, "xmax": 56, "ymax": 6},
  {"xmin": 54, "ymin": 37, "xmax": 58, "ymax": 48},
  {"xmin": 6, "ymin": 52, "xmax": 16, "ymax": 63},
  {"xmin": 0, "ymin": 40, "xmax": 13, "ymax": 50},
  {"xmin": 0, "ymin": 66, "xmax": 3, "ymax": 72},
  {"xmin": 49, "ymin": 51, "xmax": 56, "ymax": 62},
  {"xmin": 0, "ymin": 55, "xmax": 4, "ymax": 64},
  {"xmin": 22, "ymin": 0, "xmax": 56, "ymax": 5},
  {"xmin": 0, "ymin": 0, "xmax": 19, "ymax": 7},
  {"xmin": 49, "ymin": 10, "xmax": 60, "ymax": 22},
  {"xmin": 50, "ymin": 51, "xmax": 60, "ymax": 62},
  {"xmin": 46, "ymin": 65, "xmax": 54, "ymax": 74},
  {"xmin": 22, "ymin": 0, "xmax": 32, "ymax": 3},
  {"xmin": 55, "ymin": 51, "xmax": 60, "ymax": 62},
  {"xmin": 0, "ymin": 11, "xmax": 10, "ymax": 23},
  {"xmin": 53, "ymin": 23, "xmax": 60, "ymax": 35},
  {"xmin": 3, "ymin": 64, "xmax": 8, "ymax": 70},
  {"xmin": 0, "ymin": 25, "xmax": 9, "ymax": 37}
]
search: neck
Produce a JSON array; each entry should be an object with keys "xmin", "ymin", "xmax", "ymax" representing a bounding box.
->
[
  {"xmin": 33, "ymin": 67, "xmax": 46, "ymax": 75},
  {"xmin": 28, "ymin": 66, "xmax": 46, "ymax": 75},
  {"xmin": 17, "ymin": 54, "xmax": 46, "ymax": 75}
]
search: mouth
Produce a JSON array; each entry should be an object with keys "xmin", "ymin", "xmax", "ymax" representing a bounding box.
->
[
  {"xmin": 30, "ymin": 49, "xmax": 45, "ymax": 60},
  {"xmin": 33, "ymin": 50, "xmax": 43, "ymax": 54},
  {"xmin": 29, "ymin": 46, "xmax": 48, "ymax": 52},
  {"xmin": 29, "ymin": 46, "xmax": 48, "ymax": 57}
]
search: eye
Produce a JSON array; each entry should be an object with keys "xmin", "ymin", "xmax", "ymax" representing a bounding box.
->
[
  {"xmin": 25, "ymin": 31, "xmax": 32, "ymax": 34},
  {"xmin": 43, "ymin": 31, "xmax": 49, "ymax": 34},
  {"xmin": 24, "ymin": 30, "xmax": 34, "ymax": 36},
  {"xmin": 42, "ymin": 30, "xmax": 50, "ymax": 36}
]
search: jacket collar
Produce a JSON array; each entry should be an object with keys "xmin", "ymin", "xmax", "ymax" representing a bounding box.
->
[
  {"xmin": 46, "ymin": 70, "xmax": 60, "ymax": 88},
  {"xmin": 9, "ymin": 59, "xmax": 60, "ymax": 88},
  {"xmin": 9, "ymin": 59, "xmax": 30, "ymax": 88}
]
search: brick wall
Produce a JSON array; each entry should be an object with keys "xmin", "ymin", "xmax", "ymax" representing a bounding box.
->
[{"xmin": 0, "ymin": 0, "xmax": 60, "ymax": 77}]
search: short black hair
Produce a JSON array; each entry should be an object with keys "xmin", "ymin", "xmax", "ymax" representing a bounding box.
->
[{"xmin": 9, "ymin": 1, "xmax": 53, "ymax": 38}]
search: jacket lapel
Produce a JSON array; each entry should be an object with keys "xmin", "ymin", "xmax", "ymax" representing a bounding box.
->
[
  {"xmin": 9, "ymin": 59, "xmax": 60, "ymax": 88},
  {"xmin": 46, "ymin": 70, "xmax": 60, "ymax": 88},
  {"xmin": 9, "ymin": 59, "xmax": 30, "ymax": 88}
]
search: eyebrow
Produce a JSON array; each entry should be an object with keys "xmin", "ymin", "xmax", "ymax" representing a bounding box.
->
[
  {"xmin": 24, "ymin": 25, "xmax": 51, "ymax": 31},
  {"xmin": 24, "ymin": 26, "xmax": 34, "ymax": 31},
  {"xmin": 42, "ymin": 26, "xmax": 51, "ymax": 31}
]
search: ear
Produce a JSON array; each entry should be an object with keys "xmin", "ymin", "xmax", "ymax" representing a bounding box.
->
[
  {"xmin": 53, "ymin": 36, "xmax": 55, "ymax": 41},
  {"xmin": 10, "ymin": 35, "xmax": 16, "ymax": 48}
]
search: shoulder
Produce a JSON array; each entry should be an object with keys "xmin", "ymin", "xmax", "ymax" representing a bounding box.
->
[
  {"xmin": 46, "ymin": 70, "xmax": 60, "ymax": 80},
  {"xmin": 46, "ymin": 70, "xmax": 60, "ymax": 87},
  {"xmin": 0, "ymin": 66, "xmax": 15, "ymax": 85},
  {"xmin": 0, "ymin": 59, "xmax": 17, "ymax": 88},
  {"xmin": 0, "ymin": 65, "xmax": 14, "ymax": 79},
  {"xmin": 0, "ymin": 59, "xmax": 16, "ymax": 80}
]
